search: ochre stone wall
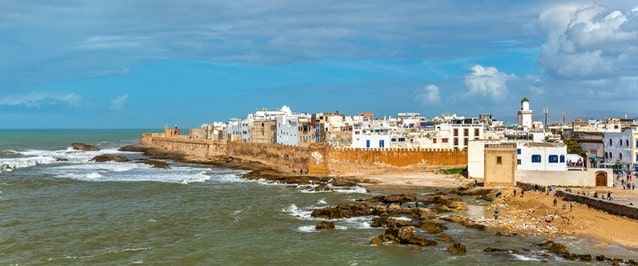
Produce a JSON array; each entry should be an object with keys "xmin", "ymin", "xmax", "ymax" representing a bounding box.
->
[
  {"xmin": 557, "ymin": 191, "xmax": 638, "ymax": 220},
  {"xmin": 141, "ymin": 134, "xmax": 467, "ymax": 175}
]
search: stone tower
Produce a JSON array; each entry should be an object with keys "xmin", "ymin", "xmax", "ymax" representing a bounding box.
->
[{"xmin": 517, "ymin": 97, "xmax": 533, "ymax": 129}]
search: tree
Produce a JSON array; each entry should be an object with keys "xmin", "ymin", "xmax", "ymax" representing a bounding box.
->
[{"xmin": 564, "ymin": 138, "xmax": 585, "ymax": 156}]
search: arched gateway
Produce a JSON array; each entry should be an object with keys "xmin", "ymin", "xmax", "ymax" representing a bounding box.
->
[{"xmin": 595, "ymin": 171, "xmax": 608, "ymax": 186}]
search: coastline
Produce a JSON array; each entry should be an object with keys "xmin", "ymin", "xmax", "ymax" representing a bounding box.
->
[{"xmin": 121, "ymin": 143, "xmax": 638, "ymax": 254}]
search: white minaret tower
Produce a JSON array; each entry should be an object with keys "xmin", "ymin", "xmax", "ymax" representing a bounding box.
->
[{"xmin": 517, "ymin": 97, "xmax": 533, "ymax": 129}]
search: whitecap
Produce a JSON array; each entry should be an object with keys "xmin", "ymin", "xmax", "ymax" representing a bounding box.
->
[
  {"xmin": 282, "ymin": 204, "xmax": 313, "ymax": 220},
  {"xmin": 332, "ymin": 185, "xmax": 368, "ymax": 194},
  {"xmin": 297, "ymin": 225, "xmax": 317, "ymax": 233},
  {"xmin": 0, "ymin": 156, "xmax": 57, "ymax": 173},
  {"xmin": 317, "ymin": 198, "xmax": 328, "ymax": 205}
]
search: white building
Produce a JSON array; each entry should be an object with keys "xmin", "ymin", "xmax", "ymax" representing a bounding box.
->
[
  {"xmin": 604, "ymin": 128, "xmax": 635, "ymax": 169},
  {"xmin": 516, "ymin": 142, "xmax": 567, "ymax": 171},
  {"xmin": 276, "ymin": 112, "xmax": 300, "ymax": 146},
  {"xmin": 227, "ymin": 118, "xmax": 250, "ymax": 142}
]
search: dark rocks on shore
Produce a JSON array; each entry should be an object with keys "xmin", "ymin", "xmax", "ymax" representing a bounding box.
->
[
  {"xmin": 540, "ymin": 241, "xmax": 593, "ymax": 262},
  {"xmin": 441, "ymin": 214, "xmax": 487, "ymax": 231},
  {"xmin": 366, "ymin": 194, "xmax": 417, "ymax": 204},
  {"xmin": 71, "ymin": 143, "xmax": 100, "ymax": 151},
  {"xmin": 91, "ymin": 154, "xmax": 129, "ymax": 163},
  {"xmin": 418, "ymin": 220, "xmax": 447, "ymax": 234},
  {"xmin": 447, "ymin": 243, "xmax": 467, "ymax": 255},
  {"xmin": 138, "ymin": 159, "xmax": 170, "ymax": 169},
  {"xmin": 315, "ymin": 221, "xmax": 335, "ymax": 230},
  {"xmin": 56, "ymin": 157, "xmax": 68, "ymax": 162},
  {"xmin": 376, "ymin": 226, "xmax": 438, "ymax": 247},
  {"xmin": 437, "ymin": 234, "xmax": 454, "ymax": 243},
  {"xmin": 311, "ymin": 202, "xmax": 375, "ymax": 219}
]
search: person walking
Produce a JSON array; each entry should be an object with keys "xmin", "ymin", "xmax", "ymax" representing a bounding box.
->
[{"xmin": 494, "ymin": 208, "xmax": 499, "ymax": 220}]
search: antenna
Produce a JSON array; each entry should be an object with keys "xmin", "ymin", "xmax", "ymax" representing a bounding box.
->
[
  {"xmin": 562, "ymin": 111, "xmax": 566, "ymax": 126},
  {"xmin": 543, "ymin": 107, "xmax": 548, "ymax": 128}
]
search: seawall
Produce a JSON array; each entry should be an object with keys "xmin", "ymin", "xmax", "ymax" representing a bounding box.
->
[{"xmin": 140, "ymin": 133, "xmax": 468, "ymax": 175}]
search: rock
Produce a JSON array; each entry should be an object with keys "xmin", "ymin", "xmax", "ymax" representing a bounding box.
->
[
  {"xmin": 379, "ymin": 194, "xmax": 417, "ymax": 204},
  {"xmin": 441, "ymin": 214, "xmax": 486, "ymax": 231},
  {"xmin": 370, "ymin": 235, "xmax": 384, "ymax": 245},
  {"xmin": 313, "ymin": 184, "xmax": 332, "ymax": 192},
  {"xmin": 407, "ymin": 236, "xmax": 437, "ymax": 247},
  {"xmin": 397, "ymin": 226, "xmax": 417, "ymax": 241},
  {"xmin": 90, "ymin": 154, "xmax": 129, "ymax": 163},
  {"xmin": 311, "ymin": 202, "xmax": 373, "ymax": 219},
  {"xmin": 71, "ymin": 143, "xmax": 100, "ymax": 151},
  {"xmin": 56, "ymin": 157, "xmax": 68, "ymax": 162},
  {"xmin": 414, "ymin": 207, "xmax": 437, "ymax": 220},
  {"xmin": 447, "ymin": 243, "xmax": 467, "ymax": 255},
  {"xmin": 371, "ymin": 215, "xmax": 412, "ymax": 228},
  {"xmin": 418, "ymin": 220, "xmax": 447, "ymax": 234},
  {"xmin": 139, "ymin": 159, "xmax": 170, "ymax": 169},
  {"xmin": 437, "ymin": 234, "xmax": 454, "ymax": 243},
  {"xmin": 541, "ymin": 240, "xmax": 570, "ymax": 257},
  {"xmin": 484, "ymin": 247, "xmax": 520, "ymax": 254},
  {"xmin": 315, "ymin": 221, "xmax": 335, "ymax": 230},
  {"xmin": 331, "ymin": 178, "xmax": 357, "ymax": 187}
]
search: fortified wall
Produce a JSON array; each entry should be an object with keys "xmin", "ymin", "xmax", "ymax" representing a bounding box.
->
[
  {"xmin": 141, "ymin": 133, "xmax": 467, "ymax": 175},
  {"xmin": 556, "ymin": 191, "xmax": 638, "ymax": 220}
]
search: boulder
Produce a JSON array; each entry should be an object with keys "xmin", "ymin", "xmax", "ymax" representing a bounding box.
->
[
  {"xmin": 91, "ymin": 154, "xmax": 129, "ymax": 163},
  {"xmin": 418, "ymin": 220, "xmax": 447, "ymax": 234},
  {"xmin": 370, "ymin": 235, "xmax": 385, "ymax": 245},
  {"xmin": 441, "ymin": 214, "xmax": 486, "ymax": 231},
  {"xmin": 311, "ymin": 202, "xmax": 373, "ymax": 219},
  {"xmin": 56, "ymin": 157, "xmax": 69, "ymax": 162},
  {"xmin": 139, "ymin": 159, "xmax": 170, "ymax": 169},
  {"xmin": 71, "ymin": 143, "xmax": 100, "ymax": 151},
  {"xmin": 437, "ymin": 234, "xmax": 454, "ymax": 243},
  {"xmin": 447, "ymin": 243, "xmax": 467, "ymax": 255},
  {"xmin": 414, "ymin": 208, "xmax": 438, "ymax": 220},
  {"xmin": 315, "ymin": 221, "xmax": 335, "ymax": 230},
  {"xmin": 407, "ymin": 236, "xmax": 438, "ymax": 247},
  {"xmin": 397, "ymin": 226, "xmax": 417, "ymax": 241}
]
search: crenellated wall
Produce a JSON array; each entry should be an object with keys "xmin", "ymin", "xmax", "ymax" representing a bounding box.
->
[{"xmin": 140, "ymin": 134, "xmax": 467, "ymax": 175}]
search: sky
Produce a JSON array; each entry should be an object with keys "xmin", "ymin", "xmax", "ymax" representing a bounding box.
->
[{"xmin": 1, "ymin": 1, "xmax": 638, "ymax": 128}]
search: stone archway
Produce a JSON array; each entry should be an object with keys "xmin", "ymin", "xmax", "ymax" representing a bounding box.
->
[{"xmin": 595, "ymin": 171, "xmax": 608, "ymax": 186}]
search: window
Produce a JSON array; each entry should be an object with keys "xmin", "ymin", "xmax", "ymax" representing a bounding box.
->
[
  {"xmin": 517, "ymin": 149, "xmax": 521, "ymax": 155},
  {"xmin": 453, "ymin": 138, "xmax": 459, "ymax": 146},
  {"xmin": 619, "ymin": 139, "xmax": 622, "ymax": 146},
  {"xmin": 560, "ymin": 155, "xmax": 565, "ymax": 163},
  {"xmin": 398, "ymin": 137, "xmax": 406, "ymax": 142},
  {"xmin": 548, "ymin": 155, "xmax": 558, "ymax": 163},
  {"xmin": 627, "ymin": 140, "xmax": 630, "ymax": 146},
  {"xmin": 366, "ymin": 140, "xmax": 370, "ymax": 148},
  {"xmin": 442, "ymin": 138, "xmax": 448, "ymax": 143},
  {"xmin": 619, "ymin": 153, "xmax": 623, "ymax": 160},
  {"xmin": 517, "ymin": 159, "xmax": 521, "ymax": 165},
  {"xmin": 474, "ymin": 128, "xmax": 480, "ymax": 137},
  {"xmin": 379, "ymin": 140, "xmax": 385, "ymax": 148},
  {"xmin": 453, "ymin": 129, "xmax": 458, "ymax": 136},
  {"xmin": 609, "ymin": 139, "xmax": 612, "ymax": 146},
  {"xmin": 531, "ymin": 154, "xmax": 541, "ymax": 163},
  {"xmin": 433, "ymin": 139, "xmax": 437, "ymax": 144},
  {"xmin": 496, "ymin": 156, "xmax": 502, "ymax": 164},
  {"xmin": 391, "ymin": 138, "xmax": 396, "ymax": 142},
  {"xmin": 463, "ymin": 128, "xmax": 468, "ymax": 136}
]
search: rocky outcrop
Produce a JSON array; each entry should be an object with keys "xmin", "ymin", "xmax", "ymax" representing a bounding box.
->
[
  {"xmin": 315, "ymin": 221, "xmax": 335, "ymax": 230},
  {"xmin": 375, "ymin": 226, "xmax": 438, "ymax": 247},
  {"xmin": 91, "ymin": 154, "xmax": 129, "ymax": 163},
  {"xmin": 366, "ymin": 194, "xmax": 417, "ymax": 204},
  {"xmin": 441, "ymin": 214, "xmax": 487, "ymax": 231},
  {"xmin": 71, "ymin": 143, "xmax": 100, "ymax": 151},
  {"xmin": 418, "ymin": 220, "xmax": 447, "ymax": 234},
  {"xmin": 447, "ymin": 243, "xmax": 467, "ymax": 255},
  {"xmin": 540, "ymin": 241, "xmax": 593, "ymax": 262},
  {"xmin": 311, "ymin": 202, "xmax": 374, "ymax": 219},
  {"xmin": 139, "ymin": 159, "xmax": 170, "ymax": 169}
]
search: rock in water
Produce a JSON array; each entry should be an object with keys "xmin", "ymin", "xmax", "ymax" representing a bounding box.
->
[
  {"xmin": 447, "ymin": 243, "xmax": 467, "ymax": 255},
  {"xmin": 315, "ymin": 221, "xmax": 336, "ymax": 230},
  {"xmin": 91, "ymin": 154, "xmax": 129, "ymax": 163},
  {"xmin": 71, "ymin": 143, "xmax": 100, "ymax": 151},
  {"xmin": 139, "ymin": 159, "xmax": 170, "ymax": 169}
]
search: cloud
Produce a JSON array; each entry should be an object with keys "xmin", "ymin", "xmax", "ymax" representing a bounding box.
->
[
  {"xmin": 537, "ymin": 3, "xmax": 638, "ymax": 80},
  {"xmin": 0, "ymin": 92, "xmax": 81, "ymax": 108},
  {"xmin": 463, "ymin": 65, "xmax": 514, "ymax": 101},
  {"xmin": 416, "ymin": 84, "xmax": 441, "ymax": 104},
  {"xmin": 110, "ymin": 94, "xmax": 128, "ymax": 111}
]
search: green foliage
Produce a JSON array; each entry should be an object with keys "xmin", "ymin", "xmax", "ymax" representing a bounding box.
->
[
  {"xmin": 437, "ymin": 167, "xmax": 466, "ymax": 175},
  {"xmin": 564, "ymin": 138, "xmax": 585, "ymax": 156}
]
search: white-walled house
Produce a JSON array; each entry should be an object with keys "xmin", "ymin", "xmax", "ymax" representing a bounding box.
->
[
  {"xmin": 516, "ymin": 142, "xmax": 567, "ymax": 171},
  {"xmin": 603, "ymin": 128, "xmax": 637, "ymax": 170},
  {"xmin": 276, "ymin": 113, "xmax": 299, "ymax": 146},
  {"xmin": 352, "ymin": 125, "xmax": 392, "ymax": 148}
]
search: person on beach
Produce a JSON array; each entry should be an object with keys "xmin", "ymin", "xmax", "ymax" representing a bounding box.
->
[
  {"xmin": 494, "ymin": 208, "xmax": 499, "ymax": 220},
  {"xmin": 553, "ymin": 197, "xmax": 557, "ymax": 206},
  {"xmin": 521, "ymin": 190, "xmax": 524, "ymax": 197},
  {"xmin": 513, "ymin": 189, "xmax": 516, "ymax": 197}
]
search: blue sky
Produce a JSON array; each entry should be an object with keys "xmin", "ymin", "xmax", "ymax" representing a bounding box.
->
[{"xmin": 1, "ymin": 1, "xmax": 638, "ymax": 128}]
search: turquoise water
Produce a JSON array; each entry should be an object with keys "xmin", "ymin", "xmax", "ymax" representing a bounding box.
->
[{"xmin": 0, "ymin": 130, "xmax": 635, "ymax": 264}]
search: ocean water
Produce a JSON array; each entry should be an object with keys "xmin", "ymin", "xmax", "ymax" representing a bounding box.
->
[{"xmin": 1, "ymin": 129, "xmax": 636, "ymax": 265}]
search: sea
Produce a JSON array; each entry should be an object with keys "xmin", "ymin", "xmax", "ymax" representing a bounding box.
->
[{"xmin": 1, "ymin": 129, "xmax": 637, "ymax": 265}]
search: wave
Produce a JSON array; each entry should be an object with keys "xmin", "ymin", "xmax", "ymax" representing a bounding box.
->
[{"xmin": 0, "ymin": 156, "xmax": 58, "ymax": 173}]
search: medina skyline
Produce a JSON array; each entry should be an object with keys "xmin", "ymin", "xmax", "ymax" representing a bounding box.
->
[{"xmin": 1, "ymin": 1, "xmax": 637, "ymax": 128}]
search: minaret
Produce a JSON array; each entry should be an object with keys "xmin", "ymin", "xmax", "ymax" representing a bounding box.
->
[{"xmin": 517, "ymin": 97, "xmax": 533, "ymax": 129}]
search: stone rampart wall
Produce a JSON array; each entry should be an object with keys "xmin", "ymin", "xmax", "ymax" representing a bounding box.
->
[
  {"xmin": 141, "ymin": 135, "xmax": 468, "ymax": 175},
  {"xmin": 556, "ymin": 191, "xmax": 638, "ymax": 220},
  {"xmin": 328, "ymin": 147, "xmax": 467, "ymax": 168}
]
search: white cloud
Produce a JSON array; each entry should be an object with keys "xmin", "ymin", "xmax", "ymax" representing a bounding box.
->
[
  {"xmin": 537, "ymin": 3, "xmax": 638, "ymax": 80},
  {"xmin": 416, "ymin": 84, "xmax": 441, "ymax": 104},
  {"xmin": 110, "ymin": 94, "xmax": 128, "ymax": 111},
  {"xmin": 464, "ymin": 65, "xmax": 514, "ymax": 101},
  {"xmin": 0, "ymin": 92, "xmax": 81, "ymax": 108}
]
